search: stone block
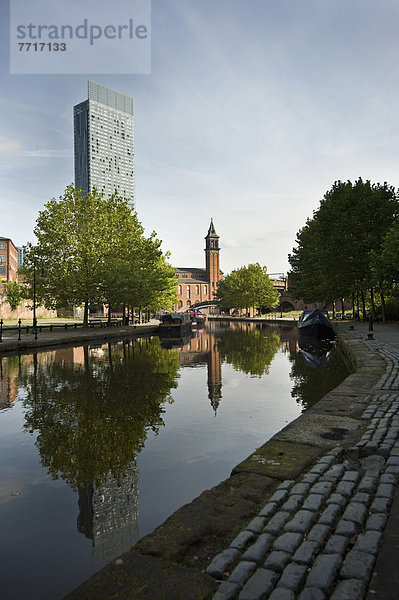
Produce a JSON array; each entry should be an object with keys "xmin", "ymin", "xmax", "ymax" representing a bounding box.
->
[
  {"xmin": 323, "ymin": 535, "xmax": 349, "ymax": 555},
  {"xmin": 353, "ymin": 530, "xmax": 382, "ymax": 555},
  {"xmin": 330, "ymin": 579, "xmax": 366, "ymax": 600},
  {"xmin": 340, "ymin": 550, "xmax": 375, "ymax": 580},
  {"xmin": 230, "ymin": 530, "xmax": 255, "ymax": 551},
  {"xmin": 263, "ymin": 551, "xmax": 291, "ymax": 573},
  {"xmin": 213, "ymin": 581, "xmax": 242, "ymax": 600},
  {"xmin": 229, "ymin": 561, "xmax": 258, "ymax": 585},
  {"xmin": 305, "ymin": 553, "xmax": 342, "ymax": 592},
  {"xmin": 238, "ymin": 568, "xmax": 279, "ymax": 600},
  {"xmin": 277, "ymin": 562, "xmax": 308, "ymax": 591},
  {"xmin": 273, "ymin": 532, "xmax": 303, "ymax": 554},
  {"xmin": 292, "ymin": 541, "xmax": 320, "ymax": 566},
  {"xmin": 206, "ymin": 548, "xmax": 241, "ymax": 578},
  {"xmin": 284, "ymin": 510, "xmax": 317, "ymax": 534},
  {"xmin": 242, "ymin": 534, "xmax": 274, "ymax": 564}
]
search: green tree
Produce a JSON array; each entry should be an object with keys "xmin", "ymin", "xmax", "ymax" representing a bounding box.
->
[
  {"xmin": 289, "ymin": 179, "xmax": 399, "ymax": 317},
  {"xmin": 4, "ymin": 281, "xmax": 25, "ymax": 311},
  {"xmin": 22, "ymin": 185, "xmax": 175, "ymax": 325},
  {"xmin": 122, "ymin": 233, "xmax": 177, "ymax": 312},
  {"xmin": 215, "ymin": 263, "xmax": 279, "ymax": 313}
]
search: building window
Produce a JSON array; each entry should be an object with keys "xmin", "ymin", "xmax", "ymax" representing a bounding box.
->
[
  {"xmin": 187, "ymin": 285, "xmax": 190, "ymax": 299},
  {"xmin": 178, "ymin": 285, "xmax": 182, "ymax": 295},
  {"xmin": 0, "ymin": 242, "xmax": 5, "ymax": 249},
  {"xmin": 0, "ymin": 254, "xmax": 5, "ymax": 263},
  {"xmin": 0, "ymin": 266, "xmax": 5, "ymax": 274},
  {"xmin": 204, "ymin": 285, "xmax": 207, "ymax": 295},
  {"xmin": 195, "ymin": 285, "xmax": 199, "ymax": 295}
]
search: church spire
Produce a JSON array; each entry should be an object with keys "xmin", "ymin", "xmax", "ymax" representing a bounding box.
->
[{"xmin": 207, "ymin": 218, "xmax": 217, "ymax": 237}]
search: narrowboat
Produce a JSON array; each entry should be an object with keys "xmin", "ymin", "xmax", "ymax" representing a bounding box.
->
[{"xmin": 298, "ymin": 308, "xmax": 334, "ymax": 338}]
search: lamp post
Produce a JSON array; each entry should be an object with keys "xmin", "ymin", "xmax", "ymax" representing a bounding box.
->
[{"xmin": 32, "ymin": 258, "xmax": 45, "ymax": 340}]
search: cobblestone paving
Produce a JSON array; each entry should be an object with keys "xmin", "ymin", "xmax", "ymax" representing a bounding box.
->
[{"xmin": 206, "ymin": 339, "xmax": 399, "ymax": 599}]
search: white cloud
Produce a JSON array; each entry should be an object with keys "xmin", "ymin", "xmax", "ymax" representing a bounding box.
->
[{"xmin": 0, "ymin": 135, "xmax": 23, "ymax": 156}]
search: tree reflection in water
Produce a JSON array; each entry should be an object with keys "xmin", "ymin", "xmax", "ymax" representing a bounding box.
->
[
  {"xmin": 21, "ymin": 338, "xmax": 180, "ymax": 491},
  {"xmin": 215, "ymin": 323, "xmax": 281, "ymax": 377}
]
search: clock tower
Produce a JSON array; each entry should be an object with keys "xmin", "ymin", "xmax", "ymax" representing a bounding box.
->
[{"xmin": 205, "ymin": 219, "xmax": 221, "ymax": 298}]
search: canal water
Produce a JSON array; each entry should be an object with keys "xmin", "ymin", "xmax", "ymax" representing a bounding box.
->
[{"xmin": 0, "ymin": 321, "xmax": 349, "ymax": 599}]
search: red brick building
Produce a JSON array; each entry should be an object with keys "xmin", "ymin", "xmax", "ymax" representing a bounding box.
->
[
  {"xmin": 0, "ymin": 237, "xmax": 18, "ymax": 282},
  {"xmin": 173, "ymin": 220, "xmax": 222, "ymax": 311}
]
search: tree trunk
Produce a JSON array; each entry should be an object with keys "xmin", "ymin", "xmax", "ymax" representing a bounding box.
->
[
  {"xmin": 332, "ymin": 301, "xmax": 335, "ymax": 319},
  {"xmin": 380, "ymin": 286, "xmax": 386, "ymax": 323},
  {"xmin": 361, "ymin": 290, "xmax": 366, "ymax": 320},
  {"xmin": 83, "ymin": 299, "xmax": 89, "ymax": 327},
  {"xmin": 108, "ymin": 303, "xmax": 112, "ymax": 325},
  {"xmin": 356, "ymin": 292, "xmax": 360, "ymax": 321},
  {"xmin": 341, "ymin": 298, "xmax": 345, "ymax": 319},
  {"xmin": 139, "ymin": 307, "xmax": 142, "ymax": 323},
  {"xmin": 352, "ymin": 292, "xmax": 355, "ymax": 320}
]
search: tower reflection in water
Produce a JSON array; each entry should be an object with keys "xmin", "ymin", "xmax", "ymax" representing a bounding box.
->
[{"xmin": 161, "ymin": 327, "xmax": 223, "ymax": 414}]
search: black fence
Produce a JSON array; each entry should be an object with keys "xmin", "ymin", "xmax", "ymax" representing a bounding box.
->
[{"xmin": 0, "ymin": 318, "xmax": 124, "ymax": 342}]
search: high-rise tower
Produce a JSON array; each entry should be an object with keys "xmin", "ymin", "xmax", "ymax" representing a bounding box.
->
[
  {"xmin": 205, "ymin": 219, "xmax": 221, "ymax": 295},
  {"xmin": 74, "ymin": 81, "xmax": 135, "ymax": 205}
]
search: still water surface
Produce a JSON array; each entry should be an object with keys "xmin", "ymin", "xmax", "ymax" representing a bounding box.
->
[{"xmin": 0, "ymin": 321, "xmax": 348, "ymax": 599}]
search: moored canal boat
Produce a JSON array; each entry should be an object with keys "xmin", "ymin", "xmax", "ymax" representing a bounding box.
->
[
  {"xmin": 298, "ymin": 308, "xmax": 334, "ymax": 338},
  {"xmin": 185, "ymin": 308, "xmax": 207, "ymax": 327},
  {"xmin": 158, "ymin": 311, "xmax": 192, "ymax": 336}
]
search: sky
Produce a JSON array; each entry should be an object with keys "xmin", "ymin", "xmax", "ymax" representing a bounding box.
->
[{"xmin": 1, "ymin": 0, "xmax": 399, "ymax": 275}]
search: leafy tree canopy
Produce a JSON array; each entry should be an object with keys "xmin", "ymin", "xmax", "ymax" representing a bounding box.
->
[
  {"xmin": 21, "ymin": 185, "xmax": 177, "ymax": 323},
  {"xmin": 215, "ymin": 263, "xmax": 279, "ymax": 311},
  {"xmin": 288, "ymin": 178, "xmax": 399, "ymax": 305},
  {"xmin": 4, "ymin": 281, "xmax": 25, "ymax": 311}
]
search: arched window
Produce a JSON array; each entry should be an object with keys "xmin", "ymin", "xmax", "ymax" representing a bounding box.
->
[
  {"xmin": 187, "ymin": 285, "xmax": 190, "ymax": 299},
  {"xmin": 178, "ymin": 285, "xmax": 182, "ymax": 295},
  {"xmin": 195, "ymin": 285, "xmax": 199, "ymax": 295},
  {"xmin": 204, "ymin": 285, "xmax": 208, "ymax": 295}
]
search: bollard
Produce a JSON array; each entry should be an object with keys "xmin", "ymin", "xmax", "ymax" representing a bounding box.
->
[{"xmin": 18, "ymin": 318, "xmax": 21, "ymax": 341}]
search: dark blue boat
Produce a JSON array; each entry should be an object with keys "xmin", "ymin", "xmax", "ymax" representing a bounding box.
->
[{"xmin": 298, "ymin": 308, "xmax": 334, "ymax": 338}]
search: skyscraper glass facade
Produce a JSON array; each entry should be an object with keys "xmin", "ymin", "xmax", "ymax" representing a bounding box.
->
[{"xmin": 74, "ymin": 81, "xmax": 135, "ymax": 205}]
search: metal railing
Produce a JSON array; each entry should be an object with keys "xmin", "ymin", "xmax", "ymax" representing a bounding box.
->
[{"xmin": 0, "ymin": 318, "xmax": 124, "ymax": 342}]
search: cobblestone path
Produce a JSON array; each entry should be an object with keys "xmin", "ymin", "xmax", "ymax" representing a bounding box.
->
[{"xmin": 206, "ymin": 339, "xmax": 399, "ymax": 600}]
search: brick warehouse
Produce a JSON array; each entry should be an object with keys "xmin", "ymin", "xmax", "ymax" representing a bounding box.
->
[{"xmin": 173, "ymin": 220, "xmax": 223, "ymax": 311}]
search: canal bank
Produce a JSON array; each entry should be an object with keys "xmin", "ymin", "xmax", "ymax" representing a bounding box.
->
[
  {"xmin": 0, "ymin": 321, "xmax": 160, "ymax": 354},
  {"xmin": 63, "ymin": 321, "xmax": 399, "ymax": 600}
]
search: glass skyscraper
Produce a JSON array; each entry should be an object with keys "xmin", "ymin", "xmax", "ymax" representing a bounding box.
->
[{"xmin": 74, "ymin": 81, "xmax": 135, "ymax": 206}]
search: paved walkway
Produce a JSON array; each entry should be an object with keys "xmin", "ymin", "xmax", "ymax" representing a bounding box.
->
[{"xmin": 206, "ymin": 322, "xmax": 399, "ymax": 600}]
